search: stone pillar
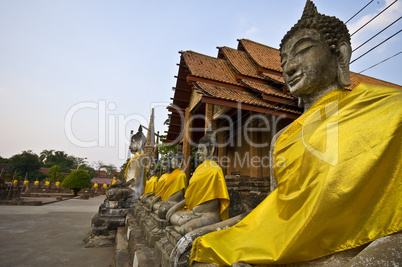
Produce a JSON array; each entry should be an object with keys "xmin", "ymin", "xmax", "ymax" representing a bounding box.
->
[
  {"xmin": 205, "ymin": 103, "xmax": 215, "ymax": 132},
  {"xmin": 217, "ymin": 128, "xmax": 227, "ymax": 175},
  {"xmin": 183, "ymin": 107, "xmax": 192, "ymax": 178},
  {"xmin": 249, "ymin": 112, "xmax": 260, "ymax": 178}
]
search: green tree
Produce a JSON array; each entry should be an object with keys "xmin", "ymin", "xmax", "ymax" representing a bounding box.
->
[
  {"xmin": 61, "ymin": 169, "xmax": 92, "ymax": 196},
  {"xmin": 43, "ymin": 151, "xmax": 74, "ymax": 171},
  {"xmin": 39, "ymin": 149, "xmax": 55, "ymax": 165},
  {"xmin": 10, "ymin": 150, "xmax": 42, "ymax": 180},
  {"xmin": 69, "ymin": 156, "xmax": 87, "ymax": 170},
  {"xmin": 103, "ymin": 164, "xmax": 117, "ymax": 178},
  {"xmin": 47, "ymin": 164, "xmax": 65, "ymax": 182},
  {"xmin": 118, "ymin": 160, "xmax": 129, "ymax": 181}
]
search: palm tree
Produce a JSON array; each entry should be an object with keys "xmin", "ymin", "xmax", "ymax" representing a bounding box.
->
[{"xmin": 39, "ymin": 149, "xmax": 55, "ymax": 164}]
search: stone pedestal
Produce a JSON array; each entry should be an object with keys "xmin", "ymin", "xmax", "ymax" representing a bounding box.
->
[
  {"xmin": 154, "ymin": 226, "xmax": 186, "ymax": 267},
  {"xmin": 84, "ymin": 198, "xmax": 136, "ymax": 247}
]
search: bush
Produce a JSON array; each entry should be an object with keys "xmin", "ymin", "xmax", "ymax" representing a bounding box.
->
[{"xmin": 61, "ymin": 169, "xmax": 92, "ymax": 196}]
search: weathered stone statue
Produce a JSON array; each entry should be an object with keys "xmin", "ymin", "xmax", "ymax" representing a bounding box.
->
[
  {"xmin": 106, "ymin": 125, "xmax": 146, "ymax": 201},
  {"xmin": 166, "ymin": 126, "xmax": 230, "ymax": 236},
  {"xmin": 141, "ymin": 167, "xmax": 158, "ymax": 199},
  {"xmin": 151, "ymin": 147, "xmax": 187, "ymax": 219},
  {"xmin": 142, "ymin": 160, "xmax": 170, "ymax": 208},
  {"xmin": 189, "ymin": 1, "xmax": 402, "ymax": 266},
  {"xmin": 85, "ymin": 126, "xmax": 147, "ymax": 247}
]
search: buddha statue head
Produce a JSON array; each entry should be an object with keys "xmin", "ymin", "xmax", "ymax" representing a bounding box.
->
[
  {"xmin": 130, "ymin": 125, "xmax": 147, "ymax": 154},
  {"xmin": 280, "ymin": 0, "xmax": 351, "ymax": 105},
  {"xmin": 161, "ymin": 157, "xmax": 170, "ymax": 173},
  {"xmin": 171, "ymin": 145, "xmax": 184, "ymax": 169},
  {"xmin": 147, "ymin": 162, "xmax": 157, "ymax": 178},
  {"xmin": 197, "ymin": 125, "xmax": 216, "ymax": 163}
]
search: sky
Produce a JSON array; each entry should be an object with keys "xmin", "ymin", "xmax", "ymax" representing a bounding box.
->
[{"xmin": 0, "ymin": 0, "xmax": 401, "ymax": 169}]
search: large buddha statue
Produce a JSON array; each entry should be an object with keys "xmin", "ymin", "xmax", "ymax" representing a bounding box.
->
[
  {"xmin": 106, "ymin": 126, "xmax": 146, "ymax": 201},
  {"xmin": 190, "ymin": 1, "xmax": 402, "ymax": 266},
  {"xmin": 151, "ymin": 147, "xmax": 187, "ymax": 219},
  {"xmin": 166, "ymin": 126, "xmax": 230, "ymax": 236}
]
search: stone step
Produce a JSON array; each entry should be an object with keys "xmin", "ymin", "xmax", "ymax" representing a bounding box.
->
[
  {"xmin": 126, "ymin": 213, "xmax": 157, "ymax": 267},
  {"xmin": 154, "ymin": 237, "xmax": 175, "ymax": 267},
  {"xmin": 114, "ymin": 226, "xmax": 130, "ymax": 267}
]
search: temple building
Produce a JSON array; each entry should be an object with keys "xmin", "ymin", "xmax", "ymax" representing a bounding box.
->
[{"xmin": 163, "ymin": 38, "xmax": 402, "ymax": 216}]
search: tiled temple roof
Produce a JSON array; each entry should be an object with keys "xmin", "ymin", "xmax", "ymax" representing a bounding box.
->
[
  {"xmin": 218, "ymin": 47, "xmax": 261, "ymax": 79},
  {"xmin": 181, "ymin": 51, "xmax": 239, "ymax": 85},
  {"xmin": 165, "ymin": 38, "xmax": 401, "ymax": 143},
  {"xmin": 194, "ymin": 82, "xmax": 301, "ymax": 114},
  {"xmin": 241, "ymin": 80, "xmax": 294, "ymax": 100},
  {"xmin": 238, "ymin": 39, "xmax": 283, "ymax": 72}
]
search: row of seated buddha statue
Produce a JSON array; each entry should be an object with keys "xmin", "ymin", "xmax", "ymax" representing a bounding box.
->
[
  {"xmin": 129, "ymin": 1, "xmax": 401, "ymax": 265},
  {"xmin": 134, "ymin": 125, "xmax": 231, "ymax": 266}
]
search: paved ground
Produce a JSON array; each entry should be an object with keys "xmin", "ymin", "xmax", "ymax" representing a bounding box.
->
[{"xmin": 0, "ymin": 196, "xmax": 114, "ymax": 267}]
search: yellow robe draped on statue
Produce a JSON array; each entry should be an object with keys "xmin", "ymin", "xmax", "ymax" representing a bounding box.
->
[
  {"xmin": 143, "ymin": 175, "xmax": 158, "ymax": 195},
  {"xmin": 154, "ymin": 173, "xmax": 169, "ymax": 197},
  {"xmin": 191, "ymin": 83, "xmax": 402, "ymax": 266},
  {"xmin": 160, "ymin": 169, "xmax": 187, "ymax": 201},
  {"xmin": 184, "ymin": 160, "xmax": 230, "ymax": 221}
]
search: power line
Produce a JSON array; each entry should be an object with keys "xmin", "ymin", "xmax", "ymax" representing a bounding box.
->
[
  {"xmin": 358, "ymin": 51, "xmax": 402, "ymax": 73},
  {"xmin": 346, "ymin": 0, "xmax": 374, "ymax": 24},
  {"xmin": 353, "ymin": 16, "xmax": 402, "ymax": 52},
  {"xmin": 350, "ymin": 28, "xmax": 402, "ymax": 64},
  {"xmin": 351, "ymin": 0, "xmax": 398, "ymax": 37}
]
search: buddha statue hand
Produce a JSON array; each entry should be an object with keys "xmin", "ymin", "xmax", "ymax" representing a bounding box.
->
[
  {"xmin": 158, "ymin": 201, "xmax": 173, "ymax": 219},
  {"xmin": 151, "ymin": 195, "xmax": 162, "ymax": 210},
  {"xmin": 170, "ymin": 212, "xmax": 249, "ymax": 267},
  {"xmin": 106, "ymin": 186, "xmax": 134, "ymax": 201},
  {"xmin": 166, "ymin": 199, "xmax": 186, "ymax": 221}
]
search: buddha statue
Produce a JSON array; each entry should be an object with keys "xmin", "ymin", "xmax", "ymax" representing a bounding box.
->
[
  {"xmin": 106, "ymin": 126, "xmax": 146, "ymax": 201},
  {"xmin": 189, "ymin": 1, "xmax": 402, "ymax": 266},
  {"xmin": 142, "ymin": 166, "xmax": 158, "ymax": 196},
  {"xmin": 166, "ymin": 126, "xmax": 230, "ymax": 236},
  {"xmin": 151, "ymin": 147, "xmax": 187, "ymax": 219},
  {"xmin": 142, "ymin": 160, "xmax": 170, "ymax": 208}
]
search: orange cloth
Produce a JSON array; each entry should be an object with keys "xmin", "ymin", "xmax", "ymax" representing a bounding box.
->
[
  {"xmin": 184, "ymin": 160, "xmax": 230, "ymax": 221},
  {"xmin": 191, "ymin": 84, "xmax": 402, "ymax": 266},
  {"xmin": 160, "ymin": 169, "xmax": 187, "ymax": 201}
]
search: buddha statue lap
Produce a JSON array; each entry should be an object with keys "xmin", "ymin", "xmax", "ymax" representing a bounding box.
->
[{"xmin": 186, "ymin": 1, "xmax": 402, "ymax": 266}]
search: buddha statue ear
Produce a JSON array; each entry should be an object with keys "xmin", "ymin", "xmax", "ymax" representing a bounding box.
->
[{"xmin": 337, "ymin": 41, "xmax": 352, "ymax": 87}]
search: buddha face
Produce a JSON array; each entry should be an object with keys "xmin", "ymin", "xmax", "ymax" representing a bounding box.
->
[
  {"xmin": 161, "ymin": 160, "xmax": 170, "ymax": 173},
  {"xmin": 197, "ymin": 144, "xmax": 209, "ymax": 163},
  {"xmin": 129, "ymin": 138, "xmax": 142, "ymax": 154},
  {"xmin": 281, "ymin": 28, "xmax": 338, "ymax": 96},
  {"xmin": 171, "ymin": 156, "xmax": 183, "ymax": 169}
]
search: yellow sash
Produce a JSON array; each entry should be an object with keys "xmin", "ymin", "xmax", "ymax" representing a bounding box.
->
[
  {"xmin": 154, "ymin": 173, "xmax": 169, "ymax": 197},
  {"xmin": 143, "ymin": 176, "xmax": 158, "ymax": 195},
  {"xmin": 191, "ymin": 84, "xmax": 402, "ymax": 266},
  {"xmin": 124, "ymin": 153, "xmax": 144, "ymax": 180},
  {"xmin": 184, "ymin": 160, "xmax": 230, "ymax": 221},
  {"xmin": 160, "ymin": 169, "xmax": 187, "ymax": 201}
]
